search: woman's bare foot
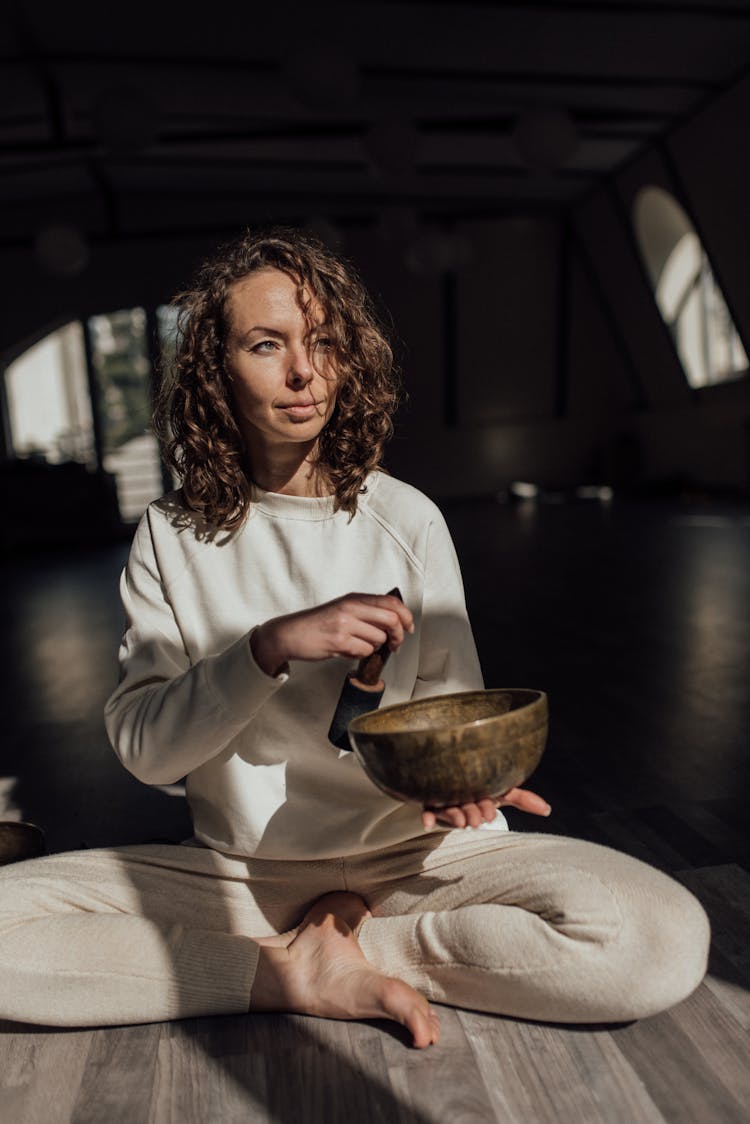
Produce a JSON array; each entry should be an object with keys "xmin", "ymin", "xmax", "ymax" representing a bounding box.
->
[{"xmin": 251, "ymin": 892, "xmax": 440, "ymax": 1048}]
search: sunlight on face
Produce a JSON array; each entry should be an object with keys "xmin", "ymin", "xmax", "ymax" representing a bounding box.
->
[{"xmin": 224, "ymin": 268, "xmax": 338, "ymax": 454}]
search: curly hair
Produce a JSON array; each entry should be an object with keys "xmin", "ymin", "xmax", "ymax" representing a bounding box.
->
[{"xmin": 154, "ymin": 226, "xmax": 401, "ymax": 530}]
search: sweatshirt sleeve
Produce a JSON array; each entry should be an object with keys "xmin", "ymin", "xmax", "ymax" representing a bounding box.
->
[
  {"xmin": 104, "ymin": 515, "xmax": 287, "ymax": 786},
  {"xmin": 411, "ymin": 508, "xmax": 484, "ymax": 700}
]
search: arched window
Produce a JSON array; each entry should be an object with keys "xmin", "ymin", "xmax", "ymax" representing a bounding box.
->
[
  {"xmin": 3, "ymin": 308, "xmax": 168, "ymax": 522},
  {"xmin": 633, "ymin": 186, "xmax": 747, "ymax": 389},
  {"xmin": 4, "ymin": 322, "xmax": 95, "ymax": 466}
]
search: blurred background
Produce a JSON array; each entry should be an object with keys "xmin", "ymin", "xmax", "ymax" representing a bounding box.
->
[{"xmin": 1, "ymin": 0, "xmax": 748, "ymax": 854}]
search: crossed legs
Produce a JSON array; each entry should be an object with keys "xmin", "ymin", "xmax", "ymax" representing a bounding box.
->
[{"xmin": 0, "ymin": 829, "xmax": 710, "ymax": 1043}]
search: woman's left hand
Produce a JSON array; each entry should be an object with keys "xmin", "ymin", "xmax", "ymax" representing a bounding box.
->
[{"xmin": 421, "ymin": 788, "xmax": 551, "ymax": 831}]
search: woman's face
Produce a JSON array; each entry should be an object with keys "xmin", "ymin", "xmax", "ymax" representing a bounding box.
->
[{"xmin": 224, "ymin": 267, "xmax": 338, "ymax": 453}]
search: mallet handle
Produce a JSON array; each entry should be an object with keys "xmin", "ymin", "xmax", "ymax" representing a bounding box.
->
[{"xmin": 353, "ymin": 587, "xmax": 403, "ymax": 687}]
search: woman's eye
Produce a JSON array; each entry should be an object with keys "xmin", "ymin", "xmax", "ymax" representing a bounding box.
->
[
  {"xmin": 314, "ymin": 337, "xmax": 333, "ymax": 351},
  {"xmin": 252, "ymin": 340, "xmax": 277, "ymax": 353}
]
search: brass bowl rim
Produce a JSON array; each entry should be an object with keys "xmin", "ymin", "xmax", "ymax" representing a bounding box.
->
[
  {"xmin": 348, "ymin": 687, "xmax": 547, "ymax": 741},
  {"xmin": 0, "ymin": 820, "xmax": 46, "ymax": 834}
]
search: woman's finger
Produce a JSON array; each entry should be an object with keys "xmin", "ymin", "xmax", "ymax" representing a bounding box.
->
[
  {"xmin": 424, "ymin": 800, "xmax": 505, "ymax": 831},
  {"xmin": 496, "ymin": 787, "xmax": 551, "ymax": 817},
  {"xmin": 477, "ymin": 798, "xmax": 498, "ymax": 823},
  {"xmin": 461, "ymin": 803, "xmax": 484, "ymax": 828},
  {"xmin": 338, "ymin": 604, "xmax": 405, "ymax": 650},
  {"xmin": 435, "ymin": 806, "xmax": 467, "ymax": 829},
  {"xmin": 343, "ymin": 621, "xmax": 389, "ymax": 653},
  {"xmin": 348, "ymin": 594, "xmax": 414, "ymax": 635},
  {"xmin": 371, "ymin": 593, "xmax": 415, "ymax": 634}
]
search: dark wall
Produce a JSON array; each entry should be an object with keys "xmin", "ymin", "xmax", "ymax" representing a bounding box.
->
[
  {"xmin": 0, "ymin": 234, "xmax": 218, "ymax": 363},
  {"xmin": 354, "ymin": 215, "xmax": 634, "ymax": 496},
  {"xmin": 2, "ymin": 74, "xmax": 750, "ymax": 500}
]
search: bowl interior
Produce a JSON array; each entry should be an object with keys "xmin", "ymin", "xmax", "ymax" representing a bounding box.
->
[{"xmin": 349, "ymin": 688, "xmax": 540, "ymax": 739}]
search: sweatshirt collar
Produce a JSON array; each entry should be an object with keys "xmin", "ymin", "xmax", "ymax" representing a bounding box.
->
[
  {"xmin": 248, "ymin": 472, "xmax": 379, "ymax": 521},
  {"xmin": 248, "ymin": 483, "xmax": 337, "ymax": 521}
]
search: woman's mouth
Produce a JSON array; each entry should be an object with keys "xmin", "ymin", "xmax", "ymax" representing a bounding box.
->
[{"xmin": 278, "ymin": 401, "xmax": 320, "ymax": 419}]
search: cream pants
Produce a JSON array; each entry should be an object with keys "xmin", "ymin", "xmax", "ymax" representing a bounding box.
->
[{"xmin": 0, "ymin": 828, "xmax": 710, "ymax": 1028}]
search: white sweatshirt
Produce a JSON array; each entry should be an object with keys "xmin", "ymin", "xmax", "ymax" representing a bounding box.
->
[{"xmin": 105, "ymin": 471, "xmax": 501, "ymax": 860}]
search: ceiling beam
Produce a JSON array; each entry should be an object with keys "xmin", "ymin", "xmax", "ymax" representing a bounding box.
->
[{"xmin": 415, "ymin": 1, "xmax": 750, "ymax": 16}]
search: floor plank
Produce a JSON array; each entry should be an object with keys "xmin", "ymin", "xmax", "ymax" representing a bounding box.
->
[
  {"xmin": 701, "ymin": 950, "xmax": 750, "ymax": 1031},
  {"xmin": 149, "ymin": 1020, "xmax": 271, "ymax": 1124},
  {"xmin": 380, "ymin": 1006, "xmax": 499, "ymax": 1124},
  {"xmin": 675, "ymin": 865, "xmax": 750, "ymax": 1030},
  {"xmin": 613, "ymin": 1012, "xmax": 749, "ymax": 1124},
  {"xmin": 0, "ymin": 1026, "xmax": 94, "ymax": 1124},
  {"xmin": 635, "ymin": 806, "xmax": 734, "ymax": 871},
  {"xmin": 458, "ymin": 1011, "xmax": 667, "ymax": 1124},
  {"xmin": 71, "ymin": 1024, "xmax": 162, "ymax": 1124},
  {"xmin": 585, "ymin": 810, "xmax": 692, "ymax": 872},
  {"xmin": 663, "ymin": 975, "xmax": 750, "ymax": 1112},
  {"xmin": 671, "ymin": 801, "xmax": 750, "ymax": 874}
]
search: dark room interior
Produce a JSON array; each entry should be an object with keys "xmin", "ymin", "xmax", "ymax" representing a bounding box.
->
[{"xmin": 1, "ymin": 2, "xmax": 749, "ymax": 1121}]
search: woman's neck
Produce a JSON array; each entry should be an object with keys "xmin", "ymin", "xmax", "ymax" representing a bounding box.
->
[{"xmin": 248, "ymin": 443, "xmax": 332, "ymax": 498}]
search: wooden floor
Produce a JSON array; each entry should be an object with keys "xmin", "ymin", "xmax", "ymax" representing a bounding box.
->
[{"xmin": 1, "ymin": 495, "xmax": 749, "ymax": 1123}]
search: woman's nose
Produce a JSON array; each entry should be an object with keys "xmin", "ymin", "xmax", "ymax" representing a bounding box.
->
[{"xmin": 287, "ymin": 346, "xmax": 313, "ymax": 387}]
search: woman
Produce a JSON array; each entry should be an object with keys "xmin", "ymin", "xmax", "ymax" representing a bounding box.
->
[{"xmin": 0, "ymin": 229, "xmax": 709, "ymax": 1047}]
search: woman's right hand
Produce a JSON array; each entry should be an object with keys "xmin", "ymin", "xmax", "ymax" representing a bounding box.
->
[{"xmin": 250, "ymin": 593, "xmax": 414, "ymax": 678}]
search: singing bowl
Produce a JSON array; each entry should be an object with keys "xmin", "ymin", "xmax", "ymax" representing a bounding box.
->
[
  {"xmin": 0, "ymin": 821, "xmax": 47, "ymax": 866},
  {"xmin": 347, "ymin": 688, "xmax": 548, "ymax": 809}
]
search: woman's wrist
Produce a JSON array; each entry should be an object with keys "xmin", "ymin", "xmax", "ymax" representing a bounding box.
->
[{"xmin": 250, "ymin": 621, "xmax": 289, "ymax": 678}]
